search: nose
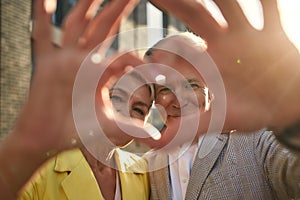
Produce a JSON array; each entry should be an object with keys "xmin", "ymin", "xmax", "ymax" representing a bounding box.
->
[{"xmin": 172, "ymin": 88, "xmax": 189, "ymax": 108}]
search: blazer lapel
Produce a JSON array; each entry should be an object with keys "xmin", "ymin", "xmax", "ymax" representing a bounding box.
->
[
  {"xmin": 55, "ymin": 149, "xmax": 103, "ymax": 200},
  {"xmin": 185, "ymin": 133, "xmax": 228, "ymax": 200},
  {"xmin": 149, "ymin": 152, "xmax": 172, "ymax": 200},
  {"xmin": 114, "ymin": 148, "xmax": 150, "ymax": 200}
]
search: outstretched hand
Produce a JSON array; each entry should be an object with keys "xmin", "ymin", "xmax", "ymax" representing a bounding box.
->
[
  {"xmin": 18, "ymin": 0, "xmax": 143, "ymax": 155},
  {"xmin": 150, "ymin": 0, "xmax": 300, "ymax": 132},
  {"xmin": 0, "ymin": 0, "xmax": 143, "ymax": 197}
]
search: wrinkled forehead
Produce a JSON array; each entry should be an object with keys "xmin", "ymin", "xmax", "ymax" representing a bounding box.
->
[
  {"xmin": 145, "ymin": 36, "xmax": 208, "ymax": 84},
  {"xmin": 148, "ymin": 49, "xmax": 206, "ymax": 86}
]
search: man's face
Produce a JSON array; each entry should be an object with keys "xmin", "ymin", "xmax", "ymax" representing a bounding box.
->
[{"xmin": 150, "ymin": 49, "xmax": 208, "ymax": 126}]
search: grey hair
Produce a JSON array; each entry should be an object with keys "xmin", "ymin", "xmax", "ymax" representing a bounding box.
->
[{"xmin": 144, "ymin": 31, "xmax": 207, "ymax": 58}]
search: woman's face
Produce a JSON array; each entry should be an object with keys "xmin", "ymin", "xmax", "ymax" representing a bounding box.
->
[{"xmin": 109, "ymin": 73, "xmax": 152, "ymax": 121}]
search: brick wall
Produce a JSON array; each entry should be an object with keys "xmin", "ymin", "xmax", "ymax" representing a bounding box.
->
[{"xmin": 1, "ymin": 0, "xmax": 32, "ymax": 137}]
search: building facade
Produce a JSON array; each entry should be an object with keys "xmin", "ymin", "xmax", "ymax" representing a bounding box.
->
[{"xmin": 0, "ymin": 0, "xmax": 186, "ymax": 138}]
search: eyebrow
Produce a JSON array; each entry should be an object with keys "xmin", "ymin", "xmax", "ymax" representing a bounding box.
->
[
  {"xmin": 110, "ymin": 87, "xmax": 151, "ymax": 108},
  {"xmin": 109, "ymin": 87, "xmax": 128, "ymax": 97},
  {"xmin": 156, "ymin": 79, "xmax": 204, "ymax": 86},
  {"xmin": 187, "ymin": 79, "xmax": 206, "ymax": 87},
  {"xmin": 132, "ymin": 101, "xmax": 151, "ymax": 109},
  {"xmin": 187, "ymin": 78, "xmax": 200, "ymax": 83}
]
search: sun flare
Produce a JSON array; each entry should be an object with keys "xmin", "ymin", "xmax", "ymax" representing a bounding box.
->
[{"xmin": 200, "ymin": 0, "xmax": 300, "ymax": 51}]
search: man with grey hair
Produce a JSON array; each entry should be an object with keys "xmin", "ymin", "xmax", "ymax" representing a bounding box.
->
[{"xmin": 144, "ymin": 33, "xmax": 300, "ymax": 200}]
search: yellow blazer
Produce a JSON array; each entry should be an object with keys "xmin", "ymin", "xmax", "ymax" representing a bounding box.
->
[{"xmin": 19, "ymin": 148, "xmax": 150, "ymax": 200}]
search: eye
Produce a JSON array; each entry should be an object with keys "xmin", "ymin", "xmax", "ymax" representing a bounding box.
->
[
  {"xmin": 158, "ymin": 87, "xmax": 172, "ymax": 94},
  {"xmin": 131, "ymin": 106, "xmax": 149, "ymax": 120},
  {"xmin": 110, "ymin": 95, "xmax": 124, "ymax": 103},
  {"xmin": 185, "ymin": 83, "xmax": 200, "ymax": 89},
  {"xmin": 132, "ymin": 107, "xmax": 145, "ymax": 116}
]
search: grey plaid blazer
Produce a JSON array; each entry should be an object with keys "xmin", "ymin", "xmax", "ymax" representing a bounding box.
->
[{"xmin": 149, "ymin": 130, "xmax": 300, "ymax": 200}]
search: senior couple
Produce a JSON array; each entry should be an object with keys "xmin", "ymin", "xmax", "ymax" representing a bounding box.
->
[
  {"xmin": 1, "ymin": 0, "xmax": 300, "ymax": 199},
  {"xmin": 19, "ymin": 33, "xmax": 299, "ymax": 200}
]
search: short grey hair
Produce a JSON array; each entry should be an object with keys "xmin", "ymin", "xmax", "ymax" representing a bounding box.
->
[{"xmin": 144, "ymin": 31, "xmax": 207, "ymax": 58}]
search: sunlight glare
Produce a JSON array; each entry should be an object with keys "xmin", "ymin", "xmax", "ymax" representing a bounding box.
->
[
  {"xmin": 200, "ymin": 0, "xmax": 300, "ymax": 51},
  {"xmin": 44, "ymin": 0, "xmax": 57, "ymax": 14},
  {"xmin": 278, "ymin": 0, "xmax": 300, "ymax": 52}
]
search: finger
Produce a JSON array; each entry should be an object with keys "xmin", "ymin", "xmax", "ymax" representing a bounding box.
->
[
  {"xmin": 32, "ymin": 0, "xmax": 54, "ymax": 56},
  {"xmin": 62, "ymin": 0, "xmax": 103, "ymax": 47},
  {"xmin": 213, "ymin": 0, "xmax": 250, "ymax": 30},
  {"xmin": 94, "ymin": 97, "xmax": 155, "ymax": 147},
  {"xmin": 94, "ymin": 52, "xmax": 144, "ymax": 116},
  {"xmin": 98, "ymin": 52, "xmax": 145, "ymax": 89},
  {"xmin": 149, "ymin": 0, "xmax": 221, "ymax": 42},
  {"xmin": 260, "ymin": 0, "xmax": 282, "ymax": 32},
  {"xmin": 81, "ymin": 0, "xmax": 139, "ymax": 50}
]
